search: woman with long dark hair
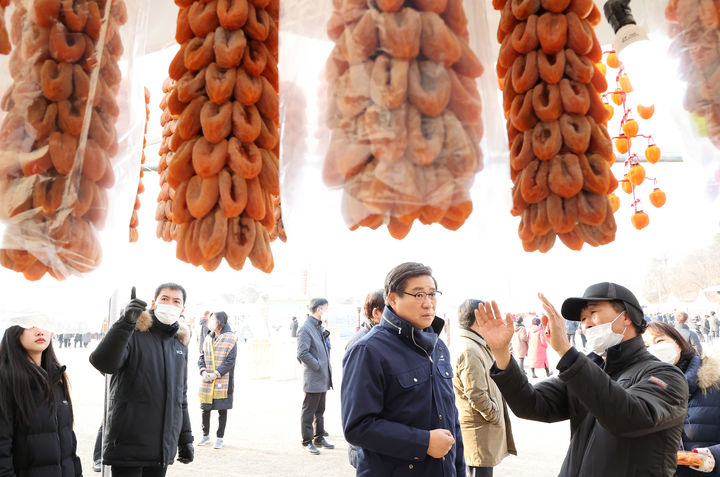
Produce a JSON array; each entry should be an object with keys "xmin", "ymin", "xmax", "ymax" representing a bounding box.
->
[
  {"xmin": 0, "ymin": 324, "xmax": 82, "ymax": 476},
  {"xmin": 197, "ymin": 311, "xmax": 238, "ymax": 450},
  {"xmin": 644, "ymin": 321, "xmax": 720, "ymax": 475}
]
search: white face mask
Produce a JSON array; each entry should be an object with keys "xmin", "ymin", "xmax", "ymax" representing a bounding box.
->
[
  {"xmin": 585, "ymin": 312, "xmax": 626, "ymax": 355},
  {"xmin": 154, "ymin": 304, "xmax": 182, "ymax": 325},
  {"xmin": 648, "ymin": 342, "xmax": 680, "ymax": 364},
  {"xmin": 208, "ymin": 318, "xmax": 218, "ymax": 331}
]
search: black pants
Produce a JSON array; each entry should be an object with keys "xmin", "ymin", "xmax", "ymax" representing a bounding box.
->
[
  {"xmin": 93, "ymin": 425, "xmax": 102, "ymax": 462},
  {"xmin": 111, "ymin": 466, "xmax": 167, "ymax": 477},
  {"xmin": 301, "ymin": 392, "xmax": 326, "ymax": 445},
  {"xmin": 201, "ymin": 409, "xmax": 228, "ymax": 438},
  {"xmin": 467, "ymin": 466, "xmax": 493, "ymax": 477}
]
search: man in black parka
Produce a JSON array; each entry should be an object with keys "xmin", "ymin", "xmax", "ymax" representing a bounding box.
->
[
  {"xmin": 90, "ymin": 283, "xmax": 194, "ymax": 477},
  {"xmin": 476, "ymin": 283, "xmax": 689, "ymax": 477}
]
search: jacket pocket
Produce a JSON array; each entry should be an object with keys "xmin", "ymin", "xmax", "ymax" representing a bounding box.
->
[
  {"xmin": 436, "ymin": 362, "xmax": 454, "ymax": 380},
  {"xmin": 396, "ymin": 367, "xmax": 430, "ymax": 388}
]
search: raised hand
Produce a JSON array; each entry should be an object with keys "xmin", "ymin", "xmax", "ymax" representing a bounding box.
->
[
  {"xmin": 538, "ymin": 293, "xmax": 572, "ymax": 357},
  {"xmin": 122, "ymin": 286, "xmax": 147, "ymax": 324},
  {"xmin": 474, "ymin": 300, "xmax": 514, "ymax": 369}
]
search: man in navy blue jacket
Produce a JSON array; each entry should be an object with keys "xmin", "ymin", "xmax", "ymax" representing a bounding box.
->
[{"xmin": 341, "ymin": 262, "xmax": 465, "ymax": 476}]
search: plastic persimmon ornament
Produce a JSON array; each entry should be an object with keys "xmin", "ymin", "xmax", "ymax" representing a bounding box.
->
[
  {"xmin": 608, "ymin": 193, "xmax": 620, "ymax": 212},
  {"xmin": 645, "ymin": 145, "xmax": 661, "ymax": 163},
  {"xmin": 627, "ymin": 164, "xmax": 646, "ymax": 186},
  {"xmin": 621, "ymin": 176, "xmax": 633, "ymax": 194},
  {"xmin": 597, "ymin": 62, "xmax": 607, "ymax": 76},
  {"xmin": 637, "ymin": 104, "xmax": 655, "ymax": 119},
  {"xmin": 615, "ymin": 136, "xmax": 631, "ymax": 154},
  {"xmin": 607, "ymin": 52, "xmax": 620, "ymax": 68},
  {"xmin": 649, "ymin": 188, "xmax": 666, "ymax": 207},
  {"xmin": 619, "ymin": 75, "xmax": 633, "ymax": 93},
  {"xmin": 611, "ymin": 89, "xmax": 624, "ymax": 105},
  {"xmin": 631, "ymin": 211, "xmax": 650, "ymax": 230},
  {"xmin": 622, "ymin": 119, "xmax": 639, "ymax": 137}
]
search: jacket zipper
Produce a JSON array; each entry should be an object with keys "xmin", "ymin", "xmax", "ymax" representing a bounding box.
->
[{"xmin": 411, "ymin": 328, "xmax": 433, "ymax": 364}]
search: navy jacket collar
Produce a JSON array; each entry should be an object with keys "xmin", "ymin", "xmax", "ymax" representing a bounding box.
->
[
  {"xmin": 684, "ymin": 353, "xmax": 702, "ymax": 395},
  {"xmin": 380, "ymin": 306, "xmax": 444, "ymax": 357}
]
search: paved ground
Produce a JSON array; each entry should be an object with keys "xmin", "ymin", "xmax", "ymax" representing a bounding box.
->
[{"xmin": 58, "ymin": 336, "xmax": 720, "ymax": 477}]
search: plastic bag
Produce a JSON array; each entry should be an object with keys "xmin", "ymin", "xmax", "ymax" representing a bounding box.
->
[
  {"xmin": 666, "ymin": 0, "xmax": 720, "ymax": 148},
  {"xmin": 494, "ymin": 0, "xmax": 619, "ymax": 252},
  {"xmin": 279, "ymin": 0, "xmax": 491, "ymax": 240},
  {"xmin": 0, "ymin": 0, "xmax": 149, "ymax": 280},
  {"xmin": 155, "ymin": 0, "xmax": 280, "ymax": 273}
]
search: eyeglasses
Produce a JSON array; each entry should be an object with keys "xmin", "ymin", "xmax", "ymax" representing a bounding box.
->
[{"xmin": 402, "ymin": 291, "xmax": 442, "ymax": 303}]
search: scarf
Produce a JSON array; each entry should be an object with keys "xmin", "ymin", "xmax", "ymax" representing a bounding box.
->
[{"xmin": 199, "ymin": 332, "xmax": 237, "ymax": 404}]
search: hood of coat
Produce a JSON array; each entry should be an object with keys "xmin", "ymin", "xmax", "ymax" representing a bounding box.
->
[
  {"xmin": 697, "ymin": 355, "xmax": 720, "ymax": 392},
  {"xmin": 135, "ymin": 311, "xmax": 191, "ymax": 346}
]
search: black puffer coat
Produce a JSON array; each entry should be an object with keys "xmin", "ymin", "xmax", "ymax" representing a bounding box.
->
[
  {"xmin": 0, "ymin": 364, "xmax": 82, "ymax": 477},
  {"xmin": 492, "ymin": 336, "xmax": 689, "ymax": 477},
  {"xmin": 89, "ymin": 311, "xmax": 192, "ymax": 467}
]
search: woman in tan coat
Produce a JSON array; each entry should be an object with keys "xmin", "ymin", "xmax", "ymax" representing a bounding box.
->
[
  {"xmin": 453, "ymin": 299, "xmax": 517, "ymax": 477},
  {"xmin": 511, "ymin": 317, "xmax": 529, "ymax": 375}
]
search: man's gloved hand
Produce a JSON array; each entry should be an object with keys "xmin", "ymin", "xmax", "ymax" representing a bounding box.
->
[
  {"xmin": 122, "ymin": 287, "xmax": 147, "ymax": 324},
  {"xmin": 690, "ymin": 448, "xmax": 716, "ymax": 472},
  {"xmin": 201, "ymin": 371, "xmax": 215, "ymax": 383},
  {"xmin": 177, "ymin": 443, "xmax": 194, "ymax": 464}
]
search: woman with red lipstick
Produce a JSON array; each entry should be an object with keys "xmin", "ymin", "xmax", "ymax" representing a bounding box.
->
[{"xmin": 0, "ymin": 324, "xmax": 82, "ymax": 476}]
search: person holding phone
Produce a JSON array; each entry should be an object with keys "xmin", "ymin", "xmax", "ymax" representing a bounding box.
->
[
  {"xmin": 90, "ymin": 284, "xmax": 194, "ymax": 477},
  {"xmin": 0, "ymin": 322, "xmax": 82, "ymax": 476},
  {"xmin": 476, "ymin": 282, "xmax": 689, "ymax": 477}
]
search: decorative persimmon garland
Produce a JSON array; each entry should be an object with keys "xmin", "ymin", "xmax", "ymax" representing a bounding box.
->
[{"xmin": 601, "ymin": 49, "xmax": 666, "ymax": 231}]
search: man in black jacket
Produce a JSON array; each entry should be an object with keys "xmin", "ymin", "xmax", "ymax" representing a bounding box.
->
[
  {"xmin": 90, "ymin": 283, "xmax": 194, "ymax": 477},
  {"xmin": 475, "ymin": 282, "xmax": 689, "ymax": 477}
]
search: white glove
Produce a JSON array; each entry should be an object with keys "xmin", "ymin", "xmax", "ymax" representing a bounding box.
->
[
  {"xmin": 201, "ymin": 371, "xmax": 215, "ymax": 383},
  {"xmin": 691, "ymin": 448, "xmax": 716, "ymax": 473}
]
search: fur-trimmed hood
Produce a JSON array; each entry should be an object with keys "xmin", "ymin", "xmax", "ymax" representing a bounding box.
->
[
  {"xmin": 135, "ymin": 310, "xmax": 191, "ymax": 346},
  {"xmin": 698, "ymin": 355, "xmax": 720, "ymax": 392}
]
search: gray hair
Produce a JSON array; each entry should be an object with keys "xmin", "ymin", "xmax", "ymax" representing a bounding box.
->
[{"xmin": 458, "ymin": 299, "xmax": 484, "ymax": 328}]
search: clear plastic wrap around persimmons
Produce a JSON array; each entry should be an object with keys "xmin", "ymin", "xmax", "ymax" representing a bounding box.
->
[
  {"xmin": 0, "ymin": 0, "xmax": 148, "ymax": 280},
  {"xmin": 319, "ymin": 0, "xmax": 487, "ymax": 240}
]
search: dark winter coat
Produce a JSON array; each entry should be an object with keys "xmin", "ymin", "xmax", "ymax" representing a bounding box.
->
[
  {"xmin": 345, "ymin": 320, "xmax": 374, "ymax": 351},
  {"xmin": 677, "ymin": 354, "xmax": 720, "ymax": 477},
  {"xmin": 197, "ymin": 323, "xmax": 237, "ymax": 411},
  {"xmin": 491, "ymin": 336, "xmax": 689, "ymax": 477},
  {"xmin": 89, "ymin": 311, "xmax": 193, "ymax": 467},
  {"xmin": 296, "ymin": 316, "xmax": 332, "ymax": 393},
  {"xmin": 0, "ymin": 364, "xmax": 82, "ymax": 477},
  {"xmin": 341, "ymin": 306, "xmax": 465, "ymax": 477}
]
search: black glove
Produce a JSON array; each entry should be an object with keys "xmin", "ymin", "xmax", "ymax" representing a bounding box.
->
[
  {"xmin": 177, "ymin": 443, "xmax": 194, "ymax": 464},
  {"xmin": 122, "ymin": 287, "xmax": 147, "ymax": 324}
]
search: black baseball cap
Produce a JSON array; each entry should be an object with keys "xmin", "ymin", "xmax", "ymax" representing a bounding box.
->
[{"xmin": 561, "ymin": 282, "xmax": 645, "ymax": 327}]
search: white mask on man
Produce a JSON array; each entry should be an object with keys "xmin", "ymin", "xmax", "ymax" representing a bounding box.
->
[
  {"xmin": 155, "ymin": 304, "xmax": 182, "ymax": 325},
  {"xmin": 207, "ymin": 317, "xmax": 218, "ymax": 331},
  {"xmin": 585, "ymin": 312, "xmax": 626, "ymax": 355},
  {"xmin": 648, "ymin": 342, "xmax": 680, "ymax": 364}
]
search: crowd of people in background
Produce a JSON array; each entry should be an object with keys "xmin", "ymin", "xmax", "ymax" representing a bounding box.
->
[
  {"xmin": 1, "ymin": 270, "xmax": 719, "ymax": 477},
  {"xmin": 55, "ymin": 331, "xmax": 97, "ymax": 348}
]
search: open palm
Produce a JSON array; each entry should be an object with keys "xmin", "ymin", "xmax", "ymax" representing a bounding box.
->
[{"xmin": 474, "ymin": 301, "xmax": 514, "ymax": 354}]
